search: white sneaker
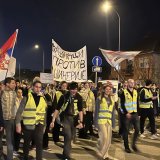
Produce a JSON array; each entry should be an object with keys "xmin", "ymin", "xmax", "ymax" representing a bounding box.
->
[
  {"xmin": 144, "ymin": 130, "xmax": 150, "ymax": 135},
  {"xmin": 150, "ymin": 134, "xmax": 158, "ymax": 140},
  {"xmin": 140, "ymin": 133, "xmax": 146, "ymax": 138},
  {"xmin": 13, "ymin": 151, "xmax": 19, "ymax": 156}
]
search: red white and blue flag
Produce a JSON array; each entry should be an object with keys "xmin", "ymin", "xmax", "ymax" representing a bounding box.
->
[{"xmin": 0, "ymin": 29, "xmax": 18, "ymax": 81}]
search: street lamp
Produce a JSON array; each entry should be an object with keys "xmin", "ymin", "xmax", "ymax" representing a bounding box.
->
[
  {"xmin": 34, "ymin": 44, "xmax": 39, "ymax": 49},
  {"xmin": 101, "ymin": 1, "xmax": 112, "ymax": 13},
  {"xmin": 34, "ymin": 44, "xmax": 45, "ymax": 73},
  {"xmin": 101, "ymin": 1, "xmax": 121, "ymax": 80},
  {"xmin": 101, "ymin": 1, "xmax": 120, "ymax": 51}
]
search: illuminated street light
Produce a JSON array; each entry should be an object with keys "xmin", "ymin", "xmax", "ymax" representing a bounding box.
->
[
  {"xmin": 34, "ymin": 44, "xmax": 39, "ymax": 49},
  {"xmin": 101, "ymin": 1, "xmax": 112, "ymax": 13},
  {"xmin": 101, "ymin": 1, "xmax": 121, "ymax": 80},
  {"xmin": 34, "ymin": 44, "xmax": 45, "ymax": 73}
]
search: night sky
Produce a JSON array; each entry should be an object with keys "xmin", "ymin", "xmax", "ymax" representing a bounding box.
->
[{"xmin": 0, "ymin": 0, "xmax": 160, "ymax": 71}]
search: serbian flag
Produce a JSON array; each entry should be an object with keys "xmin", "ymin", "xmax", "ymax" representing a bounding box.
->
[
  {"xmin": 0, "ymin": 29, "xmax": 18, "ymax": 81},
  {"xmin": 100, "ymin": 48, "xmax": 140, "ymax": 67},
  {"xmin": 7, "ymin": 57, "xmax": 16, "ymax": 77}
]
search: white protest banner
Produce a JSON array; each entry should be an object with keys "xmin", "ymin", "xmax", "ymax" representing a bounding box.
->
[
  {"xmin": 40, "ymin": 73, "xmax": 54, "ymax": 84},
  {"xmin": 52, "ymin": 40, "xmax": 87, "ymax": 82}
]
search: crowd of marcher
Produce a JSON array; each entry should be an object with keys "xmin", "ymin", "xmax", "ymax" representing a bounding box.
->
[{"xmin": 0, "ymin": 77, "xmax": 159, "ymax": 160}]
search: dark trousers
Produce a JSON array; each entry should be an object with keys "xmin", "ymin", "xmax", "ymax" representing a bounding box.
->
[
  {"xmin": 118, "ymin": 109, "xmax": 124, "ymax": 136},
  {"xmin": 23, "ymin": 124, "xmax": 44, "ymax": 160},
  {"xmin": 62, "ymin": 115, "xmax": 76, "ymax": 158},
  {"xmin": 84, "ymin": 111, "xmax": 93, "ymax": 135},
  {"xmin": 14, "ymin": 131, "xmax": 21, "ymax": 151},
  {"xmin": 4, "ymin": 120, "xmax": 15, "ymax": 160},
  {"xmin": 79, "ymin": 112, "xmax": 93, "ymax": 138},
  {"xmin": 43, "ymin": 112, "xmax": 54, "ymax": 147},
  {"xmin": 52, "ymin": 121, "xmax": 61, "ymax": 142},
  {"xmin": 43, "ymin": 126, "xmax": 49, "ymax": 148},
  {"xmin": 0, "ymin": 130, "xmax": 4, "ymax": 156},
  {"xmin": 14, "ymin": 122, "xmax": 23, "ymax": 151},
  {"xmin": 140, "ymin": 108, "xmax": 156, "ymax": 134},
  {"xmin": 122, "ymin": 113, "xmax": 139, "ymax": 149}
]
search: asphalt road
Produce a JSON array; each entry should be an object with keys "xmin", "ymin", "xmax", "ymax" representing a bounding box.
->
[{"xmin": 2, "ymin": 118, "xmax": 160, "ymax": 160}]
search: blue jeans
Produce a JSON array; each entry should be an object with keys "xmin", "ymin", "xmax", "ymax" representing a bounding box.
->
[
  {"xmin": 4, "ymin": 120, "xmax": 15, "ymax": 160},
  {"xmin": 0, "ymin": 130, "xmax": 4, "ymax": 156}
]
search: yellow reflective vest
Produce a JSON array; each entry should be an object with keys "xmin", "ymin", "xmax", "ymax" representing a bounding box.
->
[
  {"xmin": 56, "ymin": 91, "xmax": 63, "ymax": 103},
  {"xmin": 139, "ymin": 88, "xmax": 153, "ymax": 108},
  {"xmin": 61, "ymin": 98, "xmax": 79, "ymax": 116},
  {"xmin": 123, "ymin": 89, "xmax": 137, "ymax": 113},
  {"xmin": 22, "ymin": 93, "xmax": 47, "ymax": 126},
  {"xmin": 98, "ymin": 96, "xmax": 114, "ymax": 125}
]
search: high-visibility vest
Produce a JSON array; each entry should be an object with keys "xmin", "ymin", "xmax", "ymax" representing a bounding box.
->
[
  {"xmin": 85, "ymin": 90, "xmax": 95, "ymax": 108},
  {"xmin": 56, "ymin": 91, "xmax": 63, "ymax": 103},
  {"xmin": 139, "ymin": 88, "xmax": 153, "ymax": 108},
  {"xmin": 98, "ymin": 96, "xmax": 114, "ymax": 125},
  {"xmin": 61, "ymin": 98, "xmax": 79, "ymax": 116},
  {"xmin": 123, "ymin": 89, "xmax": 137, "ymax": 113},
  {"xmin": 22, "ymin": 93, "xmax": 47, "ymax": 126}
]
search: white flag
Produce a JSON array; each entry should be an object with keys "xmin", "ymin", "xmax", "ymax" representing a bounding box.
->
[
  {"xmin": 52, "ymin": 40, "xmax": 87, "ymax": 82},
  {"xmin": 7, "ymin": 57, "xmax": 16, "ymax": 77},
  {"xmin": 100, "ymin": 49, "xmax": 140, "ymax": 67}
]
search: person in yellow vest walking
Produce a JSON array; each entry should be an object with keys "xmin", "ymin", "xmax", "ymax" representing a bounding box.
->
[
  {"xmin": 139, "ymin": 80, "xmax": 158, "ymax": 139},
  {"xmin": 79, "ymin": 81, "xmax": 95, "ymax": 138},
  {"xmin": 94, "ymin": 83, "xmax": 115, "ymax": 160},
  {"xmin": 120, "ymin": 79, "xmax": 139, "ymax": 153},
  {"xmin": 50, "ymin": 82, "xmax": 83, "ymax": 160},
  {"xmin": 16, "ymin": 81, "xmax": 47, "ymax": 160},
  {"xmin": 52, "ymin": 81, "xmax": 68, "ymax": 143},
  {"xmin": 118, "ymin": 81, "xmax": 128, "ymax": 136}
]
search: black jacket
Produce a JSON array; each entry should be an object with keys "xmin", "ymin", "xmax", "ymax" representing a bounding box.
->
[{"xmin": 56, "ymin": 91, "xmax": 83, "ymax": 115}]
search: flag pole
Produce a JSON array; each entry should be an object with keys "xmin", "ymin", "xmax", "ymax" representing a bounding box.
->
[
  {"xmin": 19, "ymin": 63, "xmax": 21, "ymax": 81},
  {"xmin": 100, "ymin": 48, "xmax": 125, "ymax": 82},
  {"xmin": 5, "ymin": 29, "xmax": 19, "ymax": 78},
  {"xmin": 11, "ymin": 29, "xmax": 18, "ymax": 57},
  {"xmin": 114, "ymin": 66, "xmax": 125, "ymax": 82}
]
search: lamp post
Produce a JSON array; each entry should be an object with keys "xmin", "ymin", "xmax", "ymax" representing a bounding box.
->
[
  {"xmin": 19, "ymin": 63, "xmax": 21, "ymax": 81},
  {"xmin": 101, "ymin": 1, "xmax": 121, "ymax": 80},
  {"xmin": 101, "ymin": 1, "xmax": 120, "ymax": 51},
  {"xmin": 34, "ymin": 44, "xmax": 45, "ymax": 73}
]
